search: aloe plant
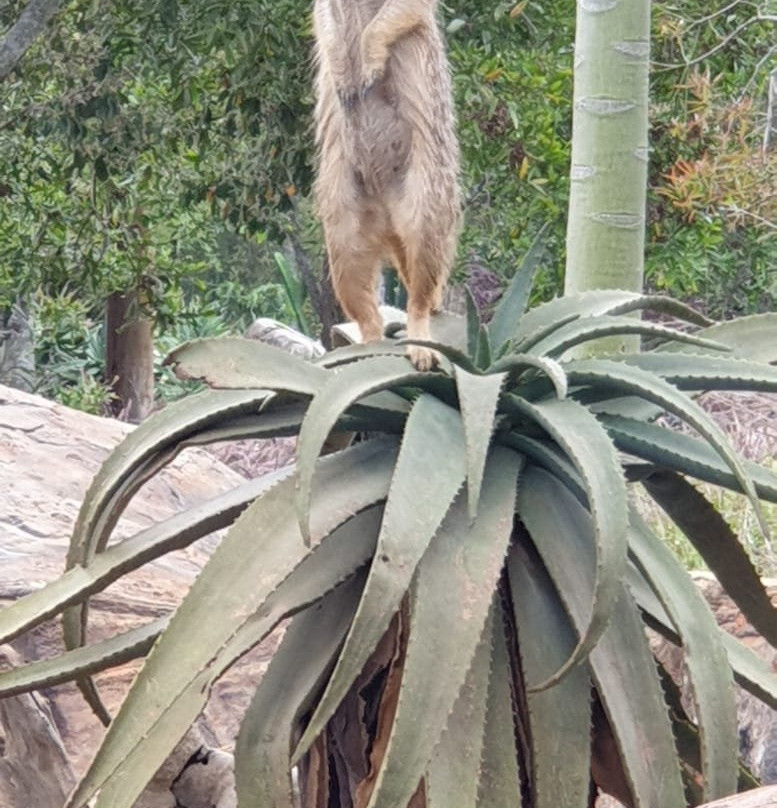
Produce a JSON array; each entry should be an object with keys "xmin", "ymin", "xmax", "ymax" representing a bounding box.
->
[{"xmin": 1, "ymin": 264, "xmax": 777, "ymax": 808}]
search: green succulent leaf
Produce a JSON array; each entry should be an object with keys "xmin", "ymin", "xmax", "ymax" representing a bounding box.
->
[
  {"xmin": 628, "ymin": 509, "xmax": 738, "ymax": 801},
  {"xmin": 66, "ymin": 441, "xmax": 395, "ymax": 808},
  {"xmin": 489, "ymin": 353, "xmax": 568, "ymax": 399},
  {"xmin": 591, "ymin": 588, "xmax": 686, "ymax": 808},
  {"xmin": 517, "ymin": 468, "xmax": 686, "ymax": 806},
  {"xmin": 366, "ymin": 448, "xmax": 523, "ymax": 808},
  {"xmin": 63, "ymin": 387, "xmax": 288, "ymax": 722},
  {"xmin": 602, "ymin": 415, "xmax": 777, "ymax": 502},
  {"xmin": 690, "ymin": 313, "xmax": 777, "ymax": 364},
  {"xmin": 68, "ymin": 388, "xmax": 276, "ymax": 569},
  {"xmin": 234, "ymin": 573, "xmax": 365, "ymax": 808},
  {"xmin": 500, "ymin": 433, "xmax": 586, "ymax": 505},
  {"xmin": 0, "ymin": 470, "xmax": 287, "ymax": 646},
  {"xmin": 512, "ymin": 291, "xmax": 710, "ymax": 347},
  {"xmin": 395, "ymin": 338, "xmax": 476, "ymax": 373},
  {"xmin": 467, "ymin": 285, "xmax": 482, "ymax": 360},
  {"xmin": 626, "ymin": 566, "xmax": 777, "ymax": 712},
  {"xmin": 510, "ymin": 399, "xmax": 629, "ymax": 688},
  {"xmin": 426, "ymin": 609, "xmax": 494, "ymax": 808},
  {"xmin": 526, "ymin": 315, "xmax": 730, "ymax": 358},
  {"xmin": 316, "ymin": 340, "xmax": 408, "ymax": 367},
  {"xmin": 454, "ymin": 367, "xmax": 507, "ymax": 517},
  {"xmin": 488, "ymin": 221, "xmax": 550, "ymax": 352},
  {"xmin": 476, "ymin": 598, "xmax": 524, "ymax": 808},
  {"xmin": 507, "ymin": 543, "xmax": 591, "ymax": 808},
  {"xmin": 295, "ymin": 355, "xmax": 439, "ymax": 542},
  {"xmin": 640, "ymin": 470, "xmax": 777, "ymax": 650},
  {"xmin": 165, "ymin": 336, "xmax": 328, "ymax": 392},
  {"xmin": 622, "ymin": 352, "xmax": 777, "ymax": 392},
  {"xmin": 293, "ymin": 393, "xmax": 468, "ymax": 762},
  {"xmin": 0, "ymin": 617, "xmax": 167, "ymax": 697},
  {"xmin": 566, "ymin": 358, "xmax": 769, "ymax": 540},
  {"xmin": 475, "ymin": 324, "xmax": 493, "ymax": 370}
]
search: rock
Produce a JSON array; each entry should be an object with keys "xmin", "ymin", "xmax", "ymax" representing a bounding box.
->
[
  {"xmin": 0, "ymin": 644, "xmax": 76, "ymax": 808},
  {"xmin": 0, "ymin": 383, "xmax": 281, "ymax": 803}
]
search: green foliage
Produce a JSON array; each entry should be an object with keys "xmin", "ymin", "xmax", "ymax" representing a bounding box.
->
[
  {"xmin": 2, "ymin": 267, "xmax": 777, "ymax": 805},
  {"xmin": 2, "ymin": 0, "xmax": 775, "ymax": 397},
  {"xmin": 448, "ymin": 2, "xmax": 573, "ymax": 298}
]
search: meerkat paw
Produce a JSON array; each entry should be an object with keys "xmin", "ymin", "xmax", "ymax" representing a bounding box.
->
[
  {"xmin": 406, "ymin": 344, "xmax": 439, "ymax": 372},
  {"xmin": 360, "ymin": 37, "xmax": 388, "ymax": 94},
  {"xmin": 337, "ymin": 86, "xmax": 359, "ymax": 112}
]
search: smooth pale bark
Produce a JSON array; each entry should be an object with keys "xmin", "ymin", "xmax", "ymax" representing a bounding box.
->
[{"xmin": 564, "ymin": 0, "xmax": 651, "ymax": 297}]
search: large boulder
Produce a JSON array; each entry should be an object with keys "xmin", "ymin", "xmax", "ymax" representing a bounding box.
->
[{"xmin": 0, "ymin": 383, "xmax": 286, "ymax": 805}]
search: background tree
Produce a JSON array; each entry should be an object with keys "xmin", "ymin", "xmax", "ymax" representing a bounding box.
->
[{"xmin": 1, "ymin": 0, "xmax": 775, "ymax": 415}]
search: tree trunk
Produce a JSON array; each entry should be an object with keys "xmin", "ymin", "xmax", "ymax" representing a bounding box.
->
[
  {"xmin": 0, "ymin": 0, "xmax": 64, "ymax": 80},
  {"xmin": 105, "ymin": 290, "xmax": 155, "ymax": 423},
  {"xmin": 0, "ymin": 298, "xmax": 35, "ymax": 392},
  {"xmin": 764, "ymin": 68, "xmax": 777, "ymax": 153},
  {"xmin": 564, "ymin": 0, "xmax": 651, "ymax": 298}
]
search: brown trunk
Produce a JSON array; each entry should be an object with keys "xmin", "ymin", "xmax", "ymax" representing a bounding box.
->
[
  {"xmin": 105, "ymin": 290, "xmax": 155, "ymax": 423},
  {"xmin": 297, "ymin": 607, "xmax": 421, "ymax": 808}
]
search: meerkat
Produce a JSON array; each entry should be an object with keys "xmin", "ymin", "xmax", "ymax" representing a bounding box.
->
[{"xmin": 313, "ymin": 0, "xmax": 461, "ymax": 370}]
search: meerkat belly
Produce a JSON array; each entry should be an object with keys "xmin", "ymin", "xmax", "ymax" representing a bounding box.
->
[{"xmin": 349, "ymin": 85, "xmax": 412, "ymax": 198}]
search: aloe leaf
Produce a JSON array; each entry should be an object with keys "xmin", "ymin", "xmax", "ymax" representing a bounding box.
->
[
  {"xmin": 602, "ymin": 415, "xmax": 777, "ymax": 502},
  {"xmin": 607, "ymin": 295, "xmax": 714, "ymax": 326},
  {"xmin": 500, "ymin": 433, "xmax": 587, "ymax": 505},
  {"xmin": 0, "ymin": 617, "xmax": 167, "ymax": 697},
  {"xmin": 474, "ymin": 324, "xmax": 491, "ymax": 370},
  {"xmin": 234, "ymin": 573, "xmax": 364, "ymax": 808},
  {"xmin": 85, "ymin": 503, "xmax": 384, "ymax": 808},
  {"xmin": 63, "ymin": 388, "xmax": 283, "ymax": 722},
  {"xmin": 317, "ymin": 340, "xmax": 410, "ymax": 366},
  {"xmin": 165, "ymin": 336, "xmax": 328, "ymax": 393},
  {"xmin": 657, "ymin": 665, "xmax": 761, "ymax": 795},
  {"xmin": 641, "ymin": 469, "xmax": 777, "ymax": 649},
  {"xmin": 366, "ymin": 449, "xmax": 523, "ymax": 808},
  {"xmin": 509, "ymin": 398, "xmax": 628, "ymax": 688},
  {"xmin": 273, "ymin": 251, "xmax": 311, "ymax": 335},
  {"xmin": 295, "ymin": 355, "xmax": 435, "ymax": 542},
  {"xmin": 692, "ymin": 313, "xmax": 777, "ymax": 363},
  {"xmin": 455, "ymin": 368, "xmax": 507, "ymax": 517},
  {"xmin": 722, "ymin": 633, "xmax": 777, "ymax": 710},
  {"xmin": 507, "ymin": 542, "xmax": 591, "ymax": 808},
  {"xmin": 394, "ymin": 338, "xmax": 475, "ymax": 373},
  {"xmin": 628, "ymin": 509, "xmax": 738, "ymax": 801},
  {"xmin": 527, "ymin": 315, "xmax": 729, "ymax": 358},
  {"xmin": 512, "ymin": 312, "xmax": 580, "ymax": 355},
  {"xmin": 476, "ymin": 599, "xmax": 523, "ymax": 807},
  {"xmin": 0, "ymin": 470, "xmax": 287, "ymax": 645},
  {"xmin": 515, "ymin": 292, "xmax": 713, "ymax": 347},
  {"xmin": 566, "ymin": 358, "xmax": 769, "ymax": 540},
  {"xmin": 466, "ymin": 285, "xmax": 482, "ymax": 360},
  {"xmin": 68, "ymin": 388, "xmax": 274, "ymax": 569},
  {"xmin": 517, "ymin": 467, "xmax": 686, "ymax": 804},
  {"xmin": 622, "ymin": 352, "xmax": 777, "ymax": 392},
  {"xmin": 293, "ymin": 394, "xmax": 469, "ymax": 762},
  {"xmin": 512, "ymin": 291, "xmax": 642, "ymax": 344},
  {"xmin": 426, "ymin": 610, "xmax": 494, "ymax": 808},
  {"xmin": 66, "ymin": 441, "xmax": 394, "ymax": 808},
  {"xmin": 489, "ymin": 353, "xmax": 568, "ymax": 399},
  {"xmin": 590, "ymin": 588, "xmax": 686, "ymax": 808},
  {"xmin": 626, "ymin": 565, "xmax": 777, "ymax": 711},
  {"xmin": 488, "ymin": 221, "xmax": 550, "ymax": 351}
]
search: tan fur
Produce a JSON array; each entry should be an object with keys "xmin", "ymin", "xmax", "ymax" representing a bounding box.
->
[{"xmin": 313, "ymin": 0, "xmax": 461, "ymax": 370}]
